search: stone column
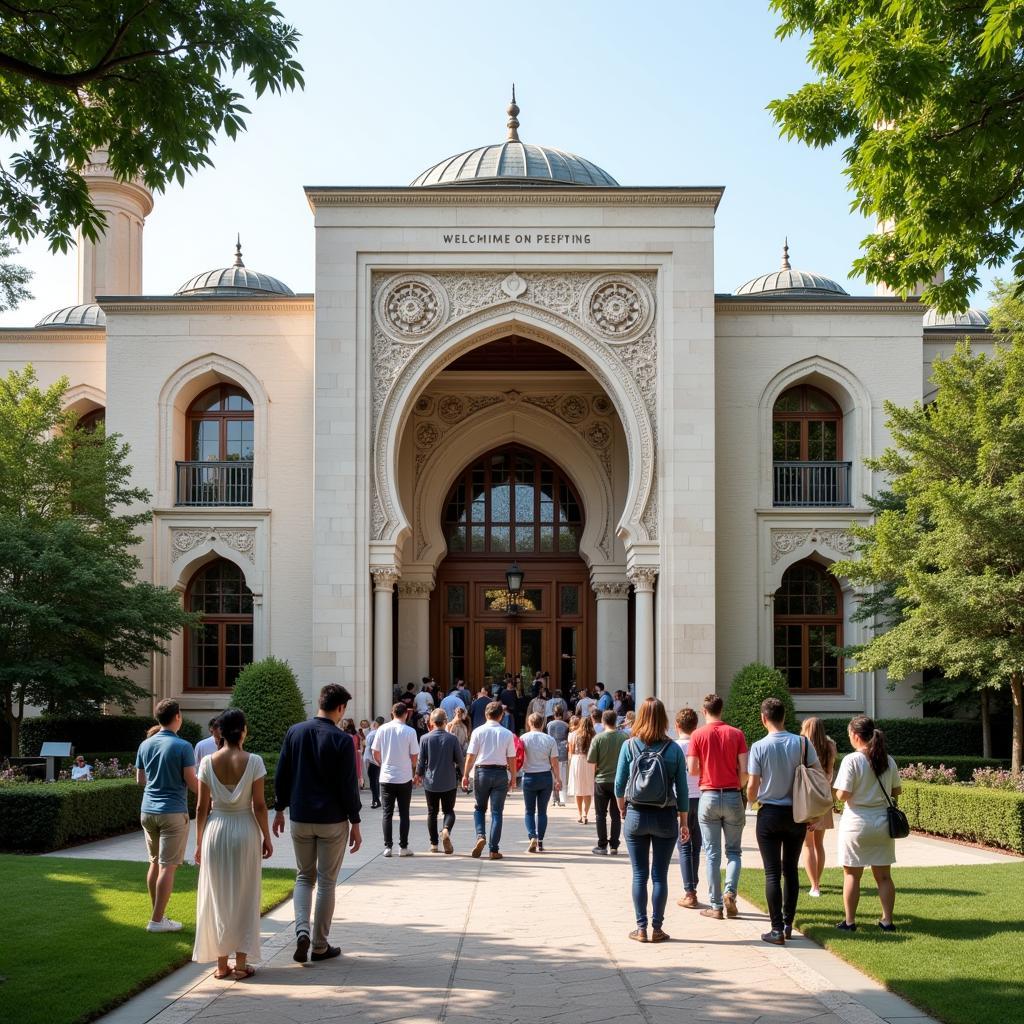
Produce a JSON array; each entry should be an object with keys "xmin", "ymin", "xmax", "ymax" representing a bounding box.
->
[
  {"xmin": 371, "ymin": 568, "xmax": 399, "ymax": 719},
  {"xmin": 397, "ymin": 580, "xmax": 433, "ymax": 689},
  {"xmin": 593, "ymin": 582, "xmax": 630, "ymax": 689},
  {"xmin": 628, "ymin": 567, "xmax": 658, "ymax": 704}
]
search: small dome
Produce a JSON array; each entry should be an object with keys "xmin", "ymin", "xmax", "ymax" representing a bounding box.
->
[
  {"xmin": 411, "ymin": 91, "xmax": 618, "ymax": 188},
  {"xmin": 35, "ymin": 303, "xmax": 105, "ymax": 327},
  {"xmin": 922, "ymin": 307, "xmax": 991, "ymax": 328},
  {"xmin": 176, "ymin": 238, "xmax": 293, "ymax": 297},
  {"xmin": 735, "ymin": 241, "xmax": 848, "ymax": 297}
]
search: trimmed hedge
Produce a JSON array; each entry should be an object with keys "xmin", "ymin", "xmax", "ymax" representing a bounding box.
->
[
  {"xmin": 230, "ymin": 657, "xmax": 306, "ymax": 753},
  {"xmin": 723, "ymin": 663, "xmax": 798, "ymax": 744},
  {"xmin": 893, "ymin": 755, "xmax": 1009, "ymax": 781},
  {"xmin": 822, "ymin": 717, "xmax": 982, "ymax": 756},
  {"xmin": 20, "ymin": 715, "xmax": 203, "ymax": 757},
  {"xmin": 900, "ymin": 780, "xmax": 1024, "ymax": 854},
  {"xmin": 0, "ymin": 779, "xmax": 143, "ymax": 851}
]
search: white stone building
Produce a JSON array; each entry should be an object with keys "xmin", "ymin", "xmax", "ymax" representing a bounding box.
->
[{"xmin": 0, "ymin": 100, "xmax": 995, "ymax": 725}]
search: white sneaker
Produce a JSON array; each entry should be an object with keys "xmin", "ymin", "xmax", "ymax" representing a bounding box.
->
[
  {"xmin": 399, "ymin": 847, "xmax": 414, "ymax": 857},
  {"xmin": 383, "ymin": 847, "xmax": 393, "ymax": 858},
  {"xmin": 146, "ymin": 918, "xmax": 182, "ymax": 933},
  {"xmin": 429, "ymin": 844, "xmax": 439, "ymax": 853},
  {"xmin": 808, "ymin": 887, "xmax": 821, "ymax": 898}
]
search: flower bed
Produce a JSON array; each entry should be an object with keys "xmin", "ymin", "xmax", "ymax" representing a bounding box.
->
[
  {"xmin": 899, "ymin": 780, "xmax": 1024, "ymax": 854},
  {"xmin": 893, "ymin": 755, "xmax": 1008, "ymax": 781}
]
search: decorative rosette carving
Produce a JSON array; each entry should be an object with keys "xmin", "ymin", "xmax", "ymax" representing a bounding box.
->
[
  {"xmin": 592, "ymin": 394, "xmax": 613, "ymax": 416},
  {"xmin": 415, "ymin": 422, "xmax": 441, "ymax": 450},
  {"xmin": 585, "ymin": 422, "xmax": 612, "ymax": 449},
  {"xmin": 582, "ymin": 274, "xmax": 654, "ymax": 342},
  {"xmin": 437, "ymin": 395, "xmax": 466, "ymax": 422},
  {"xmin": 376, "ymin": 275, "xmax": 447, "ymax": 342},
  {"xmin": 559, "ymin": 395, "xmax": 588, "ymax": 423}
]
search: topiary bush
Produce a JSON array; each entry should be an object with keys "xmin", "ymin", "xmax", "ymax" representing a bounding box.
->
[
  {"xmin": 723, "ymin": 662, "xmax": 798, "ymax": 744},
  {"xmin": 229, "ymin": 656, "xmax": 306, "ymax": 754}
]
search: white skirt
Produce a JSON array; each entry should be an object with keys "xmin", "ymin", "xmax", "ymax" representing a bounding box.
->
[{"xmin": 836, "ymin": 806, "xmax": 895, "ymax": 868}]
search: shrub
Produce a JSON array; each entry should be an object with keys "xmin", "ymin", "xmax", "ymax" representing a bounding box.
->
[
  {"xmin": 229, "ymin": 657, "xmax": 306, "ymax": 754},
  {"xmin": 822, "ymin": 717, "xmax": 982, "ymax": 756},
  {"xmin": 723, "ymin": 663, "xmax": 798, "ymax": 744},
  {"xmin": 900, "ymin": 780, "xmax": 1024, "ymax": 854},
  {"xmin": 20, "ymin": 715, "xmax": 155, "ymax": 757},
  {"xmin": 892, "ymin": 755, "xmax": 1008, "ymax": 781},
  {"xmin": 972, "ymin": 768, "xmax": 1024, "ymax": 792},
  {"xmin": 178, "ymin": 718, "xmax": 202, "ymax": 746},
  {"xmin": 0, "ymin": 779, "xmax": 142, "ymax": 851},
  {"xmin": 898, "ymin": 763, "xmax": 958, "ymax": 785}
]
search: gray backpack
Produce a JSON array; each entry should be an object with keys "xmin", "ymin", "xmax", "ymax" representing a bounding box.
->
[{"xmin": 624, "ymin": 739, "xmax": 674, "ymax": 809}]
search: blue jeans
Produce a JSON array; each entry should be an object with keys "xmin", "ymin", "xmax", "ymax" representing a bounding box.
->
[
  {"xmin": 677, "ymin": 804, "xmax": 703, "ymax": 893},
  {"xmin": 623, "ymin": 805, "xmax": 679, "ymax": 929},
  {"xmin": 522, "ymin": 772, "xmax": 553, "ymax": 840},
  {"xmin": 473, "ymin": 766, "xmax": 509, "ymax": 852},
  {"xmin": 698, "ymin": 790, "xmax": 746, "ymax": 910}
]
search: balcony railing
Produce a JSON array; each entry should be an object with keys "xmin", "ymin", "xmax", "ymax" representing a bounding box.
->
[
  {"xmin": 175, "ymin": 460, "xmax": 253, "ymax": 507},
  {"xmin": 773, "ymin": 461, "xmax": 852, "ymax": 507}
]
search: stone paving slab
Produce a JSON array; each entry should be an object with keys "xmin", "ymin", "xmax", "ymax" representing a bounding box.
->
[{"xmin": 95, "ymin": 790, "xmax": 950, "ymax": 1024}]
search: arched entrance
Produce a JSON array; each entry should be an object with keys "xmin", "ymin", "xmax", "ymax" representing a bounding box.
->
[{"xmin": 432, "ymin": 444, "xmax": 594, "ymax": 693}]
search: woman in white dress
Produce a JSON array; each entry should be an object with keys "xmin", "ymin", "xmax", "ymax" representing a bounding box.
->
[
  {"xmin": 834, "ymin": 716, "xmax": 900, "ymax": 932},
  {"xmin": 567, "ymin": 716, "xmax": 596, "ymax": 823},
  {"xmin": 193, "ymin": 709, "xmax": 273, "ymax": 979}
]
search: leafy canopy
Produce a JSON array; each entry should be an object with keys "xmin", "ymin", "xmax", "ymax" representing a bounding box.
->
[
  {"xmin": 770, "ymin": 2, "xmax": 1024, "ymax": 312},
  {"xmin": 0, "ymin": 367, "xmax": 195, "ymax": 750},
  {"xmin": 0, "ymin": 1, "xmax": 303, "ymax": 259}
]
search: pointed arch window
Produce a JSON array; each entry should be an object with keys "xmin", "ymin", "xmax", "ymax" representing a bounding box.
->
[
  {"xmin": 178, "ymin": 384, "xmax": 254, "ymax": 506},
  {"xmin": 773, "ymin": 385, "xmax": 850, "ymax": 506},
  {"xmin": 773, "ymin": 559, "xmax": 844, "ymax": 693},
  {"xmin": 184, "ymin": 559, "xmax": 254, "ymax": 690}
]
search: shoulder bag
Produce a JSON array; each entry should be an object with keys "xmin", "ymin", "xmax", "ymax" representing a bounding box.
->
[
  {"xmin": 874, "ymin": 762, "xmax": 910, "ymax": 839},
  {"xmin": 792, "ymin": 736, "xmax": 835, "ymax": 823}
]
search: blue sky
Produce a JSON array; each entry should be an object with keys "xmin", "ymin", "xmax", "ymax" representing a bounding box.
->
[{"xmin": 0, "ymin": 0, "xmax": 1005, "ymax": 326}]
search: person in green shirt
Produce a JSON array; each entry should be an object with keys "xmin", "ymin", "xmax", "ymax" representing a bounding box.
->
[{"xmin": 588, "ymin": 710, "xmax": 627, "ymax": 854}]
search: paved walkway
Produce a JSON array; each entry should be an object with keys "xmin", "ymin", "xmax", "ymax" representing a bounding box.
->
[{"xmin": 87, "ymin": 792, "xmax": 1017, "ymax": 1024}]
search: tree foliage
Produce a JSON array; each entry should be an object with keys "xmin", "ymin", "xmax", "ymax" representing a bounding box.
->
[
  {"xmin": 832, "ymin": 298, "xmax": 1024, "ymax": 770},
  {"xmin": 0, "ymin": 0, "xmax": 302, "ymax": 278},
  {"xmin": 0, "ymin": 366, "xmax": 195, "ymax": 752},
  {"xmin": 0, "ymin": 238, "xmax": 31, "ymax": 311},
  {"xmin": 770, "ymin": 2, "xmax": 1024, "ymax": 312}
]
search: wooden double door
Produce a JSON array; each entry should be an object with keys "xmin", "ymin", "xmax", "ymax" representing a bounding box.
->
[{"xmin": 432, "ymin": 561, "xmax": 593, "ymax": 694}]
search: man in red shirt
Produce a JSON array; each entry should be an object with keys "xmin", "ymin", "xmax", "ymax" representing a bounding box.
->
[{"xmin": 687, "ymin": 693, "xmax": 748, "ymax": 919}]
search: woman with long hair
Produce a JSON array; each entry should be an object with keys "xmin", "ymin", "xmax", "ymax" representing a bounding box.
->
[
  {"xmin": 446, "ymin": 705, "xmax": 470, "ymax": 752},
  {"xmin": 615, "ymin": 697, "xmax": 690, "ymax": 943},
  {"xmin": 800, "ymin": 717, "xmax": 837, "ymax": 897},
  {"xmin": 567, "ymin": 716, "xmax": 596, "ymax": 823},
  {"xmin": 834, "ymin": 716, "xmax": 900, "ymax": 931},
  {"xmin": 193, "ymin": 709, "xmax": 272, "ymax": 979}
]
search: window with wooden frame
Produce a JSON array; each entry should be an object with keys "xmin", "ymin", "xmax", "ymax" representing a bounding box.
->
[
  {"xmin": 185, "ymin": 559, "xmax": 254, "ymax": 690},
  {"xmin": 186, "ymin": 384, "xmax": 254, "ymax": 462},
  {"xmin": 772, "ymin": 385, "xmax": 842, "ymax": 462},
  {"xmin": 773, "ymin": 559, "xmax": 844, "ymax": 693}
]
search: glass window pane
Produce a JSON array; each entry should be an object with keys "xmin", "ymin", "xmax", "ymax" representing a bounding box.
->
[
  {"xmin": 539, "ymin": 525, "xmax": 554, "ymax": 551},
  {"xmin": 522, "ymin": 588, "xmax": 543, "ymax": 613},
  {"xmin": 448, "ymin": 526, "xmax": 465, "ymax": 552},
  {"xmin": 483, "ymin": 628, "xmax": 507, "ymax": 685},
  {"xmin": 774, "ymin": 389, "xmax": 801, "ymax": 412},
  {"xmin": 191, "ymin": 420, "xmax": 219, "ymax": 461},
  {"xmin": 471, "ymin": 526, "xmax": 485, "ymax": 551},
  {"xmin": 491, "ymin": 484, "xmax": 510, "ymax": 522},
  {"xmin": 491, "ymin": 526, "xmax": 510, "ymax": 552},
  {"xmin": 515, "ymin": 525, "xmax": 534, "ymax": 552},
  {"xmin": 446, "ymin": 585, "xmax": 466, "ymax": 616},
  {"xmin": 558, "ymin": 525, "xmax": 579, "ymax": 552},
  {"xmin": 806, "ymin": 389, "xmax": 837, "ymax": 412}
]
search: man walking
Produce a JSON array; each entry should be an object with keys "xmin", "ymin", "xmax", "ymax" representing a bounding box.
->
[
  {"xmin": 588, "ymin": 709, "xmax": 627, "ymax": 854},
  {"xmin": 747, "ymin": 697, "xmax": 818, "ymax": 945},
  {"xmin": 193, "ymin": 716, "xmax": 221, "ymax": 763},
  {"xmin": 363, "ymin": 715, "xmax": 385, "ymax": 808},
  {"xmin": 674, "ymin": 707, "xmax": 704, "ymax": 909},
  {"xmin": 440, "ymin": 686, "xmax": 466, "ymax": 722},
  {"xmin": 546, "ymin": 706, "xmax": 570, "ymax": 806},
  {"xmin": 371, "ymin": 703, "xmax": 420, "ymax": 857},
  {"xmin": 470, "ymin": 686, "xmax": 491, "ymax": 730},
  {"xmin": 576, "ymin": 687, "xmax": 596, "ymax": 719},
  {"xmin": 462, "ymin": 701, "xmax": 517, "ymax": 859},
  {"xmin": 417, "ymin": 709, "xmax": 465, "ymax": 854},
  {"xmin": 688, "ymin": 693, "xmax": 748, "ymax": 920},
  {"xmin": 273, "ymin": 684, "xmax": 362, "ymax": 963},
  {"xmin": 136, "ymin": 699, "xmax": 198, "ymax": 933},
  {"xmin": 595, "ymin": 682, "xmax": 613, "ymax": 712}
]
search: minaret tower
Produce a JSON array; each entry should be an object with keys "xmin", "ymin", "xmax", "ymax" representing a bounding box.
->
[{"xmin": 76, "ymin": 148, "xmax": 154, "ymax": 302}]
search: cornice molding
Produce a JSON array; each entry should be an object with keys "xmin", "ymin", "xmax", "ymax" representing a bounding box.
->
[
  {"xmin": 0, "ymin": 327, "xmax": 106, "ymax": 341},
  {"xmin": 97, "ymin": 296, "xmax": 314, "ymax": 315},
  {"xmin": 304, "ymin": 186, "xmax": 724, "ymax": 210},
  {"xmin": 715, "ymin": 295, "xmax": 922, "ymax": 315}
]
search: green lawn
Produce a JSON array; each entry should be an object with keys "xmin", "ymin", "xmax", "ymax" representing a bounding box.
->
[
  {"xmin": 0, "ymin": 855, "xmax": 295, "ymax": 1024},
  {"xmin": 738, "ymin": 863, "xmax": 1023, "ymax": 1024}
]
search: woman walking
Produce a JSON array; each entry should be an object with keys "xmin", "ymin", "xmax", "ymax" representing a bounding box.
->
[
  {"xmin": 520, "ymin": 713, "xmax": 561, "ymax": 852},
  {"xmin": 342, "ymin": 719, "xmax": 363, "ymax": 790},
  {"xmin": 446, "ymin": 705, "xmax": 470, "ymax": 752},
  {"xmin": 834, "ymin": 716, "xmax": 900, "ymax": 931},
  {"xmin": 193, "ymin": 709, "xmax": 272, "ymax": 979},
  {"xmin": 800, "ymin": 717, "xmax": 837, "ymax": 897},
  {"xmin": 615, "ymin": 697, "xmax": 689, "ymax": 943},
  {"xmin": 567, "ymin": 716, "xmax": 596, "ymax": 823}
]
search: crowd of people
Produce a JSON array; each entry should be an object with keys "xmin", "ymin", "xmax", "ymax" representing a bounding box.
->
[{"xmin": 132, "ymin": 682, "xmax": 902, "ymax": 978}]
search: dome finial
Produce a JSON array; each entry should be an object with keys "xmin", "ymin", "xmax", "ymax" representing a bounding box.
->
[
  {"xmin": 781, "ymin": 237, "xmax": 791, "ymax": 271},
  {"xmin": 506, "ymin": 85, "xmax": 520, "ymax": 142},
  {"xmin": 233, "ymin": 234, "xmax": 244, "ymax": 268}
]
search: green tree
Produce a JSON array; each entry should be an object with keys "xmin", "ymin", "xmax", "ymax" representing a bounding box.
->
[
  {"xmin": 769, "ymin": 2, "xmax": 1024, "ymax": 312},
  {"xmin": 0, "ymin": 366, "xmax": 195, "ymax": 752},
  {"xmin": 0, "ymin": 238, "xmax": 31, "ymax": 312},
  {"xmin": 832, "ymin": 320, "xmax": 1024, "ymax": 772},
  {"xmin": 0, "ymin": 1, "xmax": 303, "ymax": 308}
]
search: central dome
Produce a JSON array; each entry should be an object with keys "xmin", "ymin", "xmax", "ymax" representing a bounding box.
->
[{"xmin": 410, "ymin": 91, "xmax": 619, "ymax": 188}]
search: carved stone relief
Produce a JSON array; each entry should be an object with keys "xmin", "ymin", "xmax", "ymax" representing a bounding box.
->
[
  {"xmin": 627, "ymin": 566, "xmax": 659, "ymax": 592},
  {"xmin": 593, "ymin": 581, "xmax": 631, "ymax": 599},
  {"xmin": 170, "ymin": 527, "xmax": 256, "ymax": 563},
  {"xmin": 770, "ymin": 527, "xmax": 855, "ymax": 564},
  {"xmin": 370, "ymin": 270, "xmax": 660, "ymax": 544}
]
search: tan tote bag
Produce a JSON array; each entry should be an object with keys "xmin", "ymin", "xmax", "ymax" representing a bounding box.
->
[{"xmin": 792, "ymin": 736, "xmax": 834, "ymax": 823}]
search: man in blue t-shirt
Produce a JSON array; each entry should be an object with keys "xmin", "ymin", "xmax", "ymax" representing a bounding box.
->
[
  {"xmin": 595, "ymin": 682, "xmax": 613, "ymax": 712},
  {"xmin": 135, "ymin": 699, "xmax": 198, "ymax": 933}
]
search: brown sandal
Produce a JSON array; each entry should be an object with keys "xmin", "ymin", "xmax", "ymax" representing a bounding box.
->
[{"xmin": 232, "ymin": 965, "xmax": 256, "ymax": 979}]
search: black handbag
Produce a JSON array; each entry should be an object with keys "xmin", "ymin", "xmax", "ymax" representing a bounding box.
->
[{"xmin": 874, "ymin": 764, "xmax": 910, "ymax": 839}]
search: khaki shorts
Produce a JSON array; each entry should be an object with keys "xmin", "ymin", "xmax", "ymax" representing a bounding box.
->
[{"xmin": 141, "ymin": 812, "xmax": 190, "ymax": 866}]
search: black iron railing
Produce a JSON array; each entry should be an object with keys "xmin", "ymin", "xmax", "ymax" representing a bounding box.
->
[
  {"xmin": 175, "ymin": 460, "xmax": 253, "ymax": 506},
  {"xmin": 773, "ymin": 461, "xmax": 852, "ymax": 507}
]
